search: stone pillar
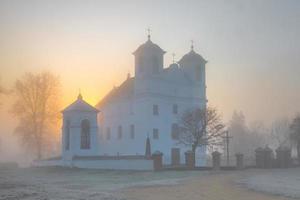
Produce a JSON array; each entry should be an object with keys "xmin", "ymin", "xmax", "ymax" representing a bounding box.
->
[
  {"xmin": 152, "ymin": 151, "xmax": 163, "ymax": 171},
  {"xmin": 255, "ymin": 147, "xmax": 264, "ymax": 168},
  {"xmin": 185, "ymin": 150, "xmax": 195, "ymax": 169},
  {"xmin": 276, "ymin": 146, "xmax": 291, "ymax": 168},
  {"xmin": 235, "ymin": 153, "xmax": 244, "ymax": 170},
  {"xmin": 212, "ymin": 151, "xmax": 221, "ymax": 170},
  {"xmin": 264, "ymin": 146, "xmax": 273, "ymax": 168}
]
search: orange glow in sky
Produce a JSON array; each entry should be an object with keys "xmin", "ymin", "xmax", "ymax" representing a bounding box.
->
[{"xmin": 1, "ymin": 0, "xmax": 300, "ymax": 126}]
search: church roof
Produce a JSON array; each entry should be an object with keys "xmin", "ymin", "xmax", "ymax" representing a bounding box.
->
[
  {"xmin": 62, "ymin": 94, "xmax": 99, "ymax": 113},
  {"xmin": 133, "ymin": 38, "xmax": 166, "ymax": 55},
  {"xmin": 96, "ymin": 77, "xmax": 134, "ymax": 108},
  {"xmin": 178, "ymin": 49, "xmax": 207, "ymax": 65}
]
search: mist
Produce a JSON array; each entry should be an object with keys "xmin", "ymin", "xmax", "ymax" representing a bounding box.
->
[{"xmin": 1, "ymin": 0, "xmax": 300, "ymax": 164}]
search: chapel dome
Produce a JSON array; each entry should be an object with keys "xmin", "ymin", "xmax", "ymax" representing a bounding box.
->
[
  {"xmin": 133, "ymin": 38, "xmax": 166, "ymax": 55},
  {"xmin": 62, "ymin": 94, "xmax": 99, "ymax": 113},
  {"xmin": 178, "ymin": 49, "xmax": 207, "ymax": 65}
]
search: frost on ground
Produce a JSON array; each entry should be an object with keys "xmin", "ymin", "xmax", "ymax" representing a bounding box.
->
[
  {"xmin": 0, "ymin": 167, "xmax": 205, "ymax": 200},
  {"xmin": 239, "ymin": 168, "xmax": 300, "ymax": 199}
]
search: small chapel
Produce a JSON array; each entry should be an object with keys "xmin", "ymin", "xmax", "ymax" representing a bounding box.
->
[{"xmin": 40, "ymin": 33, "xmax": 208, "ymax": 170}]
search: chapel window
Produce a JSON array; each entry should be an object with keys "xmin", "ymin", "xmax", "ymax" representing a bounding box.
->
[{"xmin": 80, "ymin": 119, "xmax": 90, "ymax": 149}]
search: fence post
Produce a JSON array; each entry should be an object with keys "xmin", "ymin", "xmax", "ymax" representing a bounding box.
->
[
  {"xmin": 235, "ymin": 153, "xmax": 244, "ymax": 170},
  {"xmin": 152, "ymin": 151, "xmax": 163, "ymax": 171},
  {"xmin": 212, "ymin": 151, "xmax": 221, "ymax": 170},
  {"xmin": 185, "ymin": 150, "xmax": 195, "ymax": 169}
]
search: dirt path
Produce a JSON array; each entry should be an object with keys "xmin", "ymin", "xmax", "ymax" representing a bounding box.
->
[{"xmin": 123, "ymin": 172, "xmax": 294, "ymax": 200}]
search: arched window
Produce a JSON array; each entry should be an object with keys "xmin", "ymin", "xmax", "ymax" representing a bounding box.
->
[
  {"xmin": 81, "ymin": 119, "xmax": 90, "ymax": 149},
  {"xmin": 65, "ymin": 120, "xmax": 70, "ymax": 150}
]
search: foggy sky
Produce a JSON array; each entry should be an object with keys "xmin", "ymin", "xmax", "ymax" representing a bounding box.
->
[{"xmin": 1, "ymin": 0, "xmax": 300, "ymax": 128}]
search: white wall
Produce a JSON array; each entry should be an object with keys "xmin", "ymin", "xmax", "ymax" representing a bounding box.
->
[
  {"xmin": 33, "ymin": 159, "xmax": 154, "ymax": 171},
  {"xmin": 98, "ymin": 71, "xmax": 206, "ymax": 165},
  {"xmin": 73, "ymin": 159, "xmax": 153, "ymax": 170}
]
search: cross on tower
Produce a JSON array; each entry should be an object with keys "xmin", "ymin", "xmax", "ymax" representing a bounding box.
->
[
  {"xmin": 190, "ymin": 40, "xmax": 194, "ymax": 51},
  {"xmin": 172, "ymin": 53, "xmax": 176, "ymax": 63},
  {"xmin": 222, "ymin": 130, "xmax": 233, "ymax": 166},
  {"xmin": 147, "ymin": 27, "xmax": 151, "ymax": 40}
]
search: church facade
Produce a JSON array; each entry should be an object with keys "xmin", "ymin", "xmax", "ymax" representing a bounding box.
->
[{"xmin": 60, "ymin": 35, "xmax": 208, "ymax": 168}]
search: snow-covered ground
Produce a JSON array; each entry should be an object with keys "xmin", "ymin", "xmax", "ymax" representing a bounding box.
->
[
  {"xmin": 1, "ymin": 167, "xmax": 299, "ymax": 200},
  {"xmin": 0, "ymin": 167, "xmax": 206, "ymax": 200},
  {"xmin": 239, "ymin": 168, "xmax": 300, "ymax": 199}
]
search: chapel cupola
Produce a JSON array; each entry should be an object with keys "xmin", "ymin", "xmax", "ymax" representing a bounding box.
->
[{"xmin": 133, "ymin": 32, "xmax": 166, "ymax": 78}]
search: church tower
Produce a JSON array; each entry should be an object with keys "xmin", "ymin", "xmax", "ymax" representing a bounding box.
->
[
  {"xmin": 62, "ymin": 94, "xmax": 99, "ymax": 161},
  {"xmin": 133, "ymin": 32, "xmax": 166, "ymax": 78},
  {"xmin": 178, "ymin": 42, "xmax": 207, "ymax": 100}
]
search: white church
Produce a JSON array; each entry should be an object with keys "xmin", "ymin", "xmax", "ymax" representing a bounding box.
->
[{"xmin": 39, "ymin": 34, "xmax": 208, "ymax": 170}]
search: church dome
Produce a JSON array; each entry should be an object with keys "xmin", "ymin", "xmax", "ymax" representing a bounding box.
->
[
  {"xmin": 133, "ymin": 38, "xmax": 166, "ymax": 55},
  {"xmin": 178, "ymin": 49, "xmax": 207, "ymax": 65}
]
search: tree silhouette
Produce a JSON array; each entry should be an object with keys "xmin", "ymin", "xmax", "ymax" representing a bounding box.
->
[
  {"xmin": 11, "ymin": 72, "xmax": 61, "ymax": 159},
  {"xmin": 177, "ymin": 107, "xmax": 225, "ymax": 153}
]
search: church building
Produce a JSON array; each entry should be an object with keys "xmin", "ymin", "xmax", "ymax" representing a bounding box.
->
[{"xmin": 60, "ymin": 33, "xmax": 208, "ymax": 168}]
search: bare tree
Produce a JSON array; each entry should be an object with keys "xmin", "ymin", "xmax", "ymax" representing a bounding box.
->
[
  {"xmin": 290, "ymin": 114, "xmax": 300, "ymax": 162},
  {"xmin": 11, "ymin": 72, "xmax": 61, "ymax": 159},
  {"xmin": 177, "ymin": 107, "xmax": 225, "ymax": 153}
]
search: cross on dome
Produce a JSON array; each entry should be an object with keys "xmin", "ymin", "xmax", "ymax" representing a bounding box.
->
[
  {"xmin": 147, "ymin": 27, "xmax": 151, "ymax": 40},
  {"xmin": 78, "ymin": 88, "xmax": 83, "ymax": 100},
  {"xmin": 191, "ymin": 40, "xmax": 194, "ymax": 51}
]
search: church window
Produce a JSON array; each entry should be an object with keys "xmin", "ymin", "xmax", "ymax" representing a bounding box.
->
[
  {"xmin": 171, "ymin": 123, "xmax": 179, "ymax": 140},
  {"xmin": 106, "ymin": 127, "xmax": 111, "ymax": 140},
  {"xmin": 130, "ymin": 124, "xmax": 135, "ymax": 139},
  {"xmin": 173, "ymin": 104, "xmax": 178, "ymax": 114},
  {"xmin": 153, "ymin": 104, "xmax": 159, "ymax": 115},
  {"xmin": 118, "ymin": 125, "xmax": 122, "ymax": 139},
  {"xmin": 80, "ymin": 119, "xmax": 90, "ymax": 149},
  {"xmin": 195, "ymin": 66, "xmax": 201, "ymax": 81},
  {"xmin": 65, "ymin": 120, "xmax": 70, "ymax": 150},
  {"xmin": 153, "ymin": 128, "xmax": 159, "ymax": 140}
]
